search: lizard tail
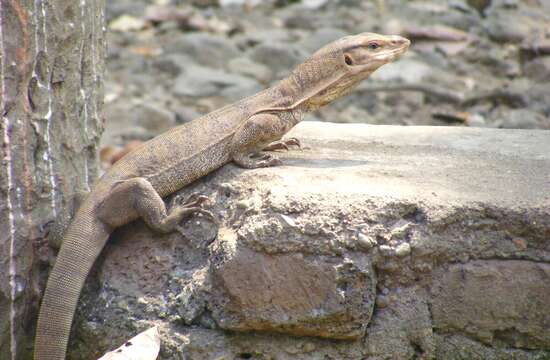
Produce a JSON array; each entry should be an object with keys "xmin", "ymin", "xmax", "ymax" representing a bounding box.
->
[{"xmin": 34, "ymin": 207, "xmax": 111, "ymax": 360}]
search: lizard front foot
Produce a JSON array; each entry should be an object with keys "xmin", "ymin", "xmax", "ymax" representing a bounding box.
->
[
  {"xmin": 233, "ymin": 152, "xmax": 283, "ymax": 169},
  {"xmin": 263, "ymin": 137, "xmax": 301, "ymax": 151}
]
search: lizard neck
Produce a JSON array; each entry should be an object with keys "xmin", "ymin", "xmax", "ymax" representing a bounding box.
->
[{"xmin": 252, "ymin": 74, "xmax": 318, "ymax": 116}]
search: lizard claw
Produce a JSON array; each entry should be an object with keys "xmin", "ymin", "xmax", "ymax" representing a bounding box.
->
[
  {"xmin": 284, "ymin": 137, "xmax": 301, "ymax": 148},
  {"xmin": 259, "ymin": 156, "xmax": 283, "ymax": 167}
]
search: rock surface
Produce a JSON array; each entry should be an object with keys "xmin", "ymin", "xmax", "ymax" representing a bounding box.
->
[{"xmin": 70, "ymin": 122, "xmax": 550, "ymax": 359}]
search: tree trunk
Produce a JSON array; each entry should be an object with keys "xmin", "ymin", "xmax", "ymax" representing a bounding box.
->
[{"xmin": 0, "ymin": 0, "xmax": 106, "ymax": 358}]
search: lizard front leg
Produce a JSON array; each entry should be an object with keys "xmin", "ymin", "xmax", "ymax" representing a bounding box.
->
[{"xmin": 230, "ymin": 113, "xmax": 296, "ymax": 169}]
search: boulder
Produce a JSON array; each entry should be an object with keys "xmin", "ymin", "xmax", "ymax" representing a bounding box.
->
[{"xmin": 69, "ymin": 123, "xmax": 550, "ymax": 359}]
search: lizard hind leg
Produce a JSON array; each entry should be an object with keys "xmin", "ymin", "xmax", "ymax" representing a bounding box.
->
[{"xmin": 97, "ymin": 177, "xmax": 215, "ymax": 235}]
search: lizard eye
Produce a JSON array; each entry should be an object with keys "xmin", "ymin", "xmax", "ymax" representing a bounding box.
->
[
  {"xmin": 344, "ymin": 53, "xmax": 354, "ymax": 66},
  {"xmin": 367, "ymin": 42, "xmax": 380, "ymax": 50}
]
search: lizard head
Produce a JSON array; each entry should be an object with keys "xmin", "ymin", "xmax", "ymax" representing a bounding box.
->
[{"xmin": 291, "ymin": 32, "xmax": 410, "ymax": 110}]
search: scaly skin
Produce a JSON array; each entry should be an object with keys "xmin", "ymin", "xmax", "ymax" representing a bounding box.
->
[{"xmin": 34, "ymin": 32, "xmax": 410, "ymax": 359}]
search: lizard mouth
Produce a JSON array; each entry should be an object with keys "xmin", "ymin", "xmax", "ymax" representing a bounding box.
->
[{"xmin": 372, "ymin": 45, "xmax": 409, "ymax": 62}]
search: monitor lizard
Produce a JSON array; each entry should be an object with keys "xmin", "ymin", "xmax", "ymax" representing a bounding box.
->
[{"xmin": 34, "ymin": 32, "xmax": 410, "ymax": 359}]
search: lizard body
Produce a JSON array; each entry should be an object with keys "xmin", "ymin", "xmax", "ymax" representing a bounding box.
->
[{"xmin": 34, "ymin": 33, "xmax": 409, "ymax": 359}]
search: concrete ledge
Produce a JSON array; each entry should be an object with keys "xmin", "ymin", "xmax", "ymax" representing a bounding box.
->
[{"xmin": 72, "ymin": 123, "xmax": 550, "ymax": 359}]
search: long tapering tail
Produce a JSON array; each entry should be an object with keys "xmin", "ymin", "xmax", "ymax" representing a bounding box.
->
[{"xmin": 34, "ymin": 208, "xmax": 111, "ymax": 360}]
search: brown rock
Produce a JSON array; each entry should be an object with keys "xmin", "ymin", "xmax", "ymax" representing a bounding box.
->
[
  {"xmin": 210, "ymin": 245, "xmax": 376, "ymax": 339},
  {"xmin": 432, "ymin": 260, "xmax": 550, "ymax": 349}
]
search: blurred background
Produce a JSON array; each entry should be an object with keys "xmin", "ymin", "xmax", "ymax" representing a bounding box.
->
[{"xmin": 100, "ymin": 0, "xmax": 550, "ymax": 160}]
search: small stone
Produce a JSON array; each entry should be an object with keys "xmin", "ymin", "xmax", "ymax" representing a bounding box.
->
[
  {"xmin": 370, "ymin": 59, "xmax": 433, "ymax": 83},
  {"xmin": 227, "ymin": 57, "xmax": 273, "ymax": 84},
  {"xmin": 166, "ymin": 33, "xmax": 240, "ymax": 69},
  {"xmin": 466, "ymin": 114, "xmax": 487, "ymax": 127},
  {"xmin": 250, "ymin": 42, "xmax": 306, "ymax": 77},
  {"xmin": 153, "ymin": 54, "xmax": 193, "ymax": 77},
  {"xmin": 302, "ymin": 0, "xmax": 329, "ymax": 10},
  {"xmin": 173, "ymin": 66, "xmax": 260, "ymax": 99},
  {"xmin": 280, "ymin": 214, "xmax": 297, "ymax": 227},
  {"xmin": 134, "ymin": 102, "xmax": 176, "ymax": 135},
  {"xmin": 485, "ymin": 11, "xmax": 531, "ymax": 43},
  {"xmin": 376, "ymin": 295, "xmax": 390, "ymax": 308},
  {"xmin": 137, "ymin": 297, "xmax": 148, "ymax": 305},
  {"xmin": 466, "ymin": 0, "xmax": 491, "ymax": 14},
  {"xmin": 302, "ymin": 342, "xmax": 316, "ymax": 353},
  {"xmin": 357, "ymin": 233, "xmax": 376, "ymax": 251},
  {"xmin": 236, "ymin": 200, "xmax": 251, "ymax": 209},
  {"xmin": 395, "ymin": 243, "xmax": 411, "ymax": 257},
  {"xmin": 109, "ymin": 15, "xmax": 147, "ymax": 32},
  {"xmin": 497, "ymin": 109, "xmax": 547, "ymax": 130},
  {"xmin": 523, "ymin": 57, "xmax": 550, "ymax": 84},
  {"xmin": 298, "ymin": 27, "xmax": 348, "ymax": 53}
]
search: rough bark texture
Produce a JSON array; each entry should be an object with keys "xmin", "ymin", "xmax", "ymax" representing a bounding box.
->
[
  {"xmin": 0, "ymin": 1, "xmax": 105, "ymax": 359},
  {"xmin": 69, "ymin": 122, "xmax": 550, "ymax": 359}
]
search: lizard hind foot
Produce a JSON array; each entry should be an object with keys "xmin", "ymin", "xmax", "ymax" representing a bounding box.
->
[
  {"xmin": 172, "ymin": 192, "xmax": 211, "ymax": 208},
  {"xmin": 170, "ymin": 192, "xmax": 218, "ymax": 224}
]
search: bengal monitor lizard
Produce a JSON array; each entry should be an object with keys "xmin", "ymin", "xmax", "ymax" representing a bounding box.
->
[{"xmin": 34, "ymin": 32, "xmax": 410, "ymax": 359}]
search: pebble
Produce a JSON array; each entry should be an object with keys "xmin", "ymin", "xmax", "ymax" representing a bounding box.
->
[
  {"xmin": 133, "ymin": 102, "xmax": 177, "ymax": 135},
  {"xmin": 298, "ymin": 27, "xmax": 348, "ymax": 53},
  {"xmin": 496, "ymin": 109, "xmax": 547, "ymax": 130},
  {"xmin": 250, "ymin": 42, "xmax": 307, "ymax": 77},
  {"xmin": 109, "ymin": 15, "xmax": 147, "ymax": 32},
  {"xmin": 395, "ymin": 242, "xmax": 412, "ymax": 257},
  {"xmin": 165, "ymin": 33, "xmax": 240, "ymax": 69},
  {"xmin": 227, "ymin": 57, "xmax": 274, "ymax": 83},
  {"xmin": 357, "ymin": 233, "xmax": 377, "ymax": 251},
  {"xmin": 173, "ymin": 66, "xmax": 260, "ymax": 98},
  {"xmin": 523, "ymin": 57, "xmax": 550, "ymax": 83}
]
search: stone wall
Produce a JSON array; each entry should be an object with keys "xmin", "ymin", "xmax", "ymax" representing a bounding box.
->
[{"xmin": 70, "ymin": 123, "xmax": 550, "ymax": 359}]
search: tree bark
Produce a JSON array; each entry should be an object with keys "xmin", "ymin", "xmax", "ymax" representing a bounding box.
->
[{"xmin": 0, "ymin": 0, "xmax": 106, "ymax": 358}]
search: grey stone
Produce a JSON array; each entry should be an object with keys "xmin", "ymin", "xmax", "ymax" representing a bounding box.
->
[
  {"xmin": 250, "ymin": 42, "xmax": 307, "ymax": 77},
  {"xmin": 220, "ymin": 81, "xmax": 263, "ymax": 102},
  {"xmin": 227, "ymin": 57, "xmax": 274, "ymax": 83},
  {"xmin": 523, "ymin": 56, "xmax": 550, "ymax": 83},
  {"xmin": 357, "ymin": 233, "xmax": 376, "ymax": 251},
  {"xmin": 153, "ymin": 54, "xmax": 194, "ymax": 77},
  {"xmin": 485, "ymin": 11, "xmax": 532, "ymax": 43},
  {"xmin": 298, "ymin": 27, "xmax": 348, "ymax": 53},
  {"xmin": 369, "ymin": 58, "xmax": 434, "ymax": 83},
  {"xmin": 172, "ymin": 65, "xmax": 260, "ymax": 98},
  {"xmin": 165, "ymin": 33, "xmax": 240, "ymax": 69},
  {"xmin": 235, "ymin": 29, "xmax": 295, "ymax": 49},
  {"xmin": 496, "ymin": 109, "xmax": 548, "ymax": 129},
  {"xmin": 394, "ymin": 242, "xmax": 411, "ymax": 257},
  {"xmin": 133, "ymin": 102, "xmax": 177, "ymax": 135}
]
